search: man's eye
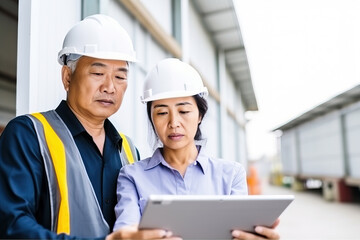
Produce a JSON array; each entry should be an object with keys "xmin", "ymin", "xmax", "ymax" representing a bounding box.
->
[
  {"xmin": 92, "ymin": 72, "xmax": 103, "ymax": 76},
  {"xmin": 180, "ymin": 111, "xmax": 190, "ymax": 114},
  {"xmin": 116, "ymin": 76, "xmax": 127, "ymax": 80}
]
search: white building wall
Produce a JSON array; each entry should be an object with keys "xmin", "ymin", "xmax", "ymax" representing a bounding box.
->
[
  {"xmin": 188, "ymin": 2, "xmax": 217, "ymax": 90},
  {"xmin": 238, "ymin": 126, "xmax": 247, "ymax": 165},
  {"xmin": 140, "ymin": 0, "xmax": 172, "ymax": 35},
  {"xmin": 223, "ymin": 116, "xmax": 236, "ymax": 162},
  {"xmin": 225, "ymin": 70, "xmax": 236, "ymax": 112},
  {"xmin": 298, "ymin": 112, "xmax": 345, "ymax": 177},
  {"xmin": 201, "ymin": 97, "xmax": 220, "ymax": 158}
]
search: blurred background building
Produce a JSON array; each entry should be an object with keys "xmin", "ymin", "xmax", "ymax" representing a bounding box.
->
[
  {"xmin": 0, "ymin": 0, "xmax": 256, "ymax": 168},
  {"xmin": 274, "ymin": 84, "xmax": 360, "ymax": 202}
]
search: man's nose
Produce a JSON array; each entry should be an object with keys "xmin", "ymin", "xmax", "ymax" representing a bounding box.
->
[{"xmin": 102, "ymin": 75, "xmax": 115, "ymax": 93}]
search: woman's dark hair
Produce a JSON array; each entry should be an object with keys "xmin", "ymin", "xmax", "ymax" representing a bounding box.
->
[{"xmin": 146, "ymin": 95, "xmax": 208, "ymax": 140}]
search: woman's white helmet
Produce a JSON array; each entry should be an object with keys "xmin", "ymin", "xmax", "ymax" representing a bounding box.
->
[
  {"xmin": 141, "ymin": 58, "xmax": 208, "ymax": 103},
  {"xmin": 58, "ymin": 14, "xmax": 136, "ymax": 65}
]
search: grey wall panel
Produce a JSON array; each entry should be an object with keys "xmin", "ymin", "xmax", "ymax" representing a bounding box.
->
[
  {"xmin": 280, "ymin": 129, "xmax": 298, "ymax": 175},
  {"xmin": 298, "ymin": 113, "xmax": 345, "ymax": 177},
  {"xmin": 344, "ymin": 106, "xmax": 360, "ymax": 178}
]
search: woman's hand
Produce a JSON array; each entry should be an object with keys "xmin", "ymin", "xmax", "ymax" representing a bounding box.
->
[
  {"xmin": 231, "ymin": 218, "xmax": 280, "ymax": 240},
  {"xmin": 106, "ymin": 225, "xmax": 183, "ymax": 240}
]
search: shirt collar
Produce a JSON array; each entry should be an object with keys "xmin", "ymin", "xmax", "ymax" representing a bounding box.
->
[
  {"xmin": 55, "ymin": 100, "xmax": 122, "ymax": 149},
  {"xmin": 194, "ymin": 146, "xmax": 209, "ymax": 174},
  {"xmin": 145, "ymin": 146, "xmax": 209, "ymax": 174}
]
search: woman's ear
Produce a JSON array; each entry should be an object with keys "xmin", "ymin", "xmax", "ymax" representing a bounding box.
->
[
  {"xmin": 198, "ymin": 114, "xmax": 202, "ymax": 124},
  {"xmin": 61, "ymin": 66, "xmax": 72, "ymax": 92}
]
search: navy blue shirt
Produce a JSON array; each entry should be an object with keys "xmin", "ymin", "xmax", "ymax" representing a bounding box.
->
[{"xmin": 0, "ymin": 101, "xmax": 137, "ymax": 239}]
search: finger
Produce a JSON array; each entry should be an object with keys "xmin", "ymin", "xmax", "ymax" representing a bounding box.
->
[
  {"xmin": 271, "ymin": 218, "xmax": 280, "ymax": 228},
  {"xmin": 232, "ymin": 230, "xmax": 262, "ymax": 240},
  {"xmin": 254, "ymin": 226, "xmax": 280, "ymax": 240},
  {"xmin": 135, "ymin": 229, "xmax": 184, "ymax": 240},
  {"xmin": 135, "ymin": 229, "xmax": 174, "ymax": 239},
  {"xmin": 109, "ymin": 226, "xmax": 166, "ymax": 240}
]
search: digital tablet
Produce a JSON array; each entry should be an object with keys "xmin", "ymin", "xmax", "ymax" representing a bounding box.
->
[{"xmin": 139, "ymin": 194, "xmax": 294, "ymax": 240}]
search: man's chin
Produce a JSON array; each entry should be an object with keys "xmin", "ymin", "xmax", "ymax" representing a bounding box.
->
[{"xmin": 93, "ymin": 109, "xmax": 118, "ymax": 119}]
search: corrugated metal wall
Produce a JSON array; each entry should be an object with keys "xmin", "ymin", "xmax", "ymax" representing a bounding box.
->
[{"xmin": 280, "ymin": 99, "xmax": 360, "ymax": 181}]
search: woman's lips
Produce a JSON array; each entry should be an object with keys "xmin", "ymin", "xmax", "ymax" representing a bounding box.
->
[{"xmin": 168, "ymin": 133, "xmax": 184, "ymax": 140}]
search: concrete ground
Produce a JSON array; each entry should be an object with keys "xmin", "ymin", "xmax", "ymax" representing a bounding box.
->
[{"xmin": 262, "ymin": 182, "xmax": 360, "ymax": 240}]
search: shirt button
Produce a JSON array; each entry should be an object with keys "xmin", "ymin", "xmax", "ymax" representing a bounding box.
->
[{"xmin": 105, "ymin": 199, "xmax": 111, "ymax": 204}]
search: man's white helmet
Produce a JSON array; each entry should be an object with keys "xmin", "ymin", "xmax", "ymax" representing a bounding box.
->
[
  {"xmin": 58, "ymin": 14, "xmax": 136, "ymax": 65},
  {"xmin": 141, "ymin": 58, "xmax": 208, "ymax": 103}
]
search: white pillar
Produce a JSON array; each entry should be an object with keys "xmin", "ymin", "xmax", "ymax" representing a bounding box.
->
[{"xmin": 16, "ymin": 0, "xmax": 81, "ymax": 115}]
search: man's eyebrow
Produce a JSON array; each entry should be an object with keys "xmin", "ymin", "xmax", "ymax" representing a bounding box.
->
[
  {"xmin": 91, "ymin": 62, "xmax": 106, "ymax": 67},
  {"xmin": 117, "ymin": 67, "xmax": 128, "ymax": 73},
  {"xmin": 91, "ymin": 62, "xmax": 128, "ymax": 72}
]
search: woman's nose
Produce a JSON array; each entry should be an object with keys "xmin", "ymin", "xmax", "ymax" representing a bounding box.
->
[{"xmin": 168, "ymin": 113, "xmax": 180, "ymax": 129}]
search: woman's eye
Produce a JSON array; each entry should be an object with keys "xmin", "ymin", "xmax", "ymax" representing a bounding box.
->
[{"xmin": 157, "ymin": 112, "xmax": 167, "ymax": 115}]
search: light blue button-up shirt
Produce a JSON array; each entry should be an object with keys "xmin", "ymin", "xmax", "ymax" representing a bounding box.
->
[{"xmin": 113, "ymin": 147, "xmax": 248, "ymax": 230}]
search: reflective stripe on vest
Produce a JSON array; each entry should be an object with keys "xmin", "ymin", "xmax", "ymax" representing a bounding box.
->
[
  {"xmin": 31, "ymin": 112, "xmax": 70, "ymax": 234},
  {"xmin": 27, "ymin": 110, "xmax": 137, "ymax": 237},
  {"xmin": 119, "ymin": 132, "xmax": 135, "ymax": 164}
]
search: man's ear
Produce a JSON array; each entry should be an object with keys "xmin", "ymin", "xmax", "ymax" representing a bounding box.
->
[{"xmin": 61, "ymin": 66, "xmax": 71, "ymax": 91}]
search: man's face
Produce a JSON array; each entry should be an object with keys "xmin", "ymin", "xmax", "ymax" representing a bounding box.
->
[{"xmin": 62, "ymin": 56, "xmax": 129, "ymax": 121}]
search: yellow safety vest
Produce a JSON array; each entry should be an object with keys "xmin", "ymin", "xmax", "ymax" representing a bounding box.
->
[{"xmin": 27, "ymin": 110, "xmax": 137, "ymax": 237}]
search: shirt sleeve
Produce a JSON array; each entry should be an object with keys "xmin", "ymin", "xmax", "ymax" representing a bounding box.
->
[
  {"xmin": 230, "ymin": 163, "xmax": 249, "ymax": 195},
  {"xmin": 113, "ymin": 165, "xmax": 142, "ymax": 231},
  {"xmin": 0, "ymin": 116, "xmax": 96, "ymax": 240}
]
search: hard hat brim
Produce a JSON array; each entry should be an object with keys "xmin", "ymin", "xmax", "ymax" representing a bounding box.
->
[{"xmin": 141, "ymin": 87, "xmax": 208, "ymax": 104}]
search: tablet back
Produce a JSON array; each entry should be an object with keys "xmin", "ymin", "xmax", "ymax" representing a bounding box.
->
[{"xmin": 139, "ymin": 194, "xmax": 294, "ymax": 240}]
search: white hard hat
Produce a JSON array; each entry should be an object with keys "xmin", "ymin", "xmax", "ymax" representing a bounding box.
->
[
  {"xmin": 141, "ymin": 58, "xmax": 208, "ymax": 103},
  {"xmin": 58, "ymin": 14, "xmax": 136, "ymax": 65}
]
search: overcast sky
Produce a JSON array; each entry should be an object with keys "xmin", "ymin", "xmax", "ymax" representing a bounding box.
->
[{"xmin": 235, "ymin": 0, "xmax": 360, "ymax": 159}]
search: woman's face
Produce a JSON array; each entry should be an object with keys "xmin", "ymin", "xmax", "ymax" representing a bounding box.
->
[{"xmin": 151, "ymin": 96, "xmax": 201, "ymax": 151}]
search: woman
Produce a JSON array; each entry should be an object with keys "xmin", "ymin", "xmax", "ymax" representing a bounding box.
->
[{"xmin": 112, "ymin": 58, "xmax": 280, "ymax": 240}]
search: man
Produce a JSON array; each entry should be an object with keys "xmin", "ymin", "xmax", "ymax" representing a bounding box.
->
[{"xmin": 0, "ymin": 14, "xmax": 179, "ymax": 240}]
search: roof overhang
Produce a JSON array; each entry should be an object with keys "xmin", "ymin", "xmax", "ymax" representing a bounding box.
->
[
  {"xmin": 192, "ymin": 0, "xmax": 258, "ymax": 111},
  {"xmin": 274, "ymin": 84, "xmax": 360, "ymax": 131}
]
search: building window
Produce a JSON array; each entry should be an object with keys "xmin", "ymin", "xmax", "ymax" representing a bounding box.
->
[
  {"xmin": 172, "ymin": 0, "xmax": 181, "ymax": 45},
  {"xmin": 82, "ymin": 0, "xmax": 99, "ymax": 19}
]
